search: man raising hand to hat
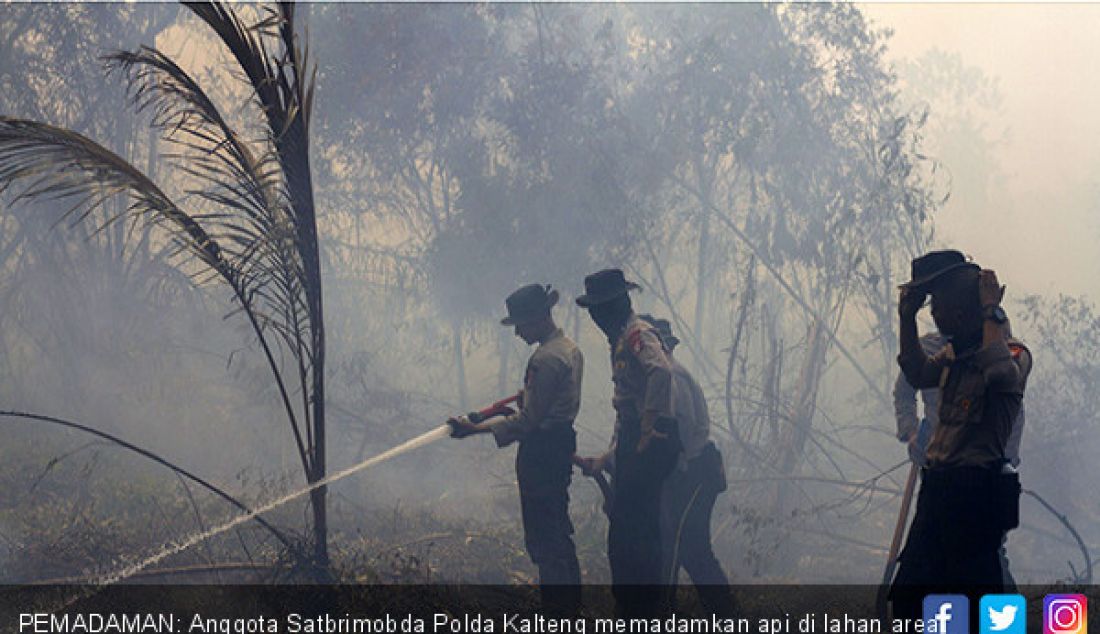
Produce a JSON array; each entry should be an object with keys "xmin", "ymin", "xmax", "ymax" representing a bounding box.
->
[
  {"xmin": 888, "ymin": 251, "xmax": 1032, "ymax": 621},
  {"xmin": 449, "ymin": 284, "xmax": 584, "ymax": 614}
]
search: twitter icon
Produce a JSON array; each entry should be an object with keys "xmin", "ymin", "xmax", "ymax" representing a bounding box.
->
[{"xmin": 981, "ymin": 594, "xmax": 1026, "ymax": 634}]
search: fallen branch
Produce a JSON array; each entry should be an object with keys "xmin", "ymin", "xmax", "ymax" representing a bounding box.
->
[
  {"xmin": 1, "ymin": 410, "xmax": 296, "ymax": 553},
  {"xmin": 1023, "ymin": 488, "xmax": 1093, "ymax": 584}
]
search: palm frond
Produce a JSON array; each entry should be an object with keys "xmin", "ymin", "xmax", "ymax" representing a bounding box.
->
[
  {"xmin": 101, "ymin": 44, "xmax": 314, "ymax": 368},
  {"xmin": 104, "ymin": 46, "xmax": 285, "ymax": 231},
  {"xmin": 185, "ymin": 2, "xmax": 290, "ymax": 136},
  {"xmin": 0, "ymin": 117, "xmax": 225, "ymax": 276},
  {"xmin": 185, "ymin": 2, "xmax": 318, "ymax": 233}
]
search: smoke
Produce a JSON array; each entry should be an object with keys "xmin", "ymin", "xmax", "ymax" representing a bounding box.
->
[{"xmin": 0, "ymin": 2, "xmax": 1096, "ymax": 585}]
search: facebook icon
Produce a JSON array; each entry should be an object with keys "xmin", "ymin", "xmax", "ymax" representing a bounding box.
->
[{"xmin": 924, "ymin": 595, "xmax": 971, "ymax": 634}]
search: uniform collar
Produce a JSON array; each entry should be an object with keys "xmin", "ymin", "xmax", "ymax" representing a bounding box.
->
[
  {"xmin": 608, "ymin": 313, "xmax": 639, "ymax": 347},
  {"xmin": 539, "ymin": 328, "xmax": 564, "ymax": 346},
  {"xmin": 948, "ymin": 331, "xmax": 982, "ymax": 360}
]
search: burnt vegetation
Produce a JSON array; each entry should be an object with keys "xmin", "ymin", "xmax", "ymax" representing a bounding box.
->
[{"xmin": 0, "ymin": 3, "xmax": 1095, "ymax": 584}]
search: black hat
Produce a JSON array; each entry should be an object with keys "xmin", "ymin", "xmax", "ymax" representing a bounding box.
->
[
  {"xmin": 575, "ymin": 268, "xmax": 641, "ymax": 308},
  {"xmin": 900, "ymin": 250, "xmax": 980, "ymax": 290},
  {"xmin": 501, "ymin": 284, "xmax": 559, "ymax": 326},
  {"xmin": 639, "ymin": 314, "xmax": 680, "ymax": 351}
]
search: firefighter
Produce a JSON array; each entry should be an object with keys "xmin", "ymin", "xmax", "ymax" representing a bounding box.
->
[
  {"xmin": 888, "ymin": 250, "xmax": 1032, "ymax": 620},
  {"xmin": 574, "ymin": 269, "xmax": 679, "ymax": 617},
  {"xmin": 640, "ymin": 315, "xmax": 734, "ymax": 616},
  {"xmin": 449, "ymin": 283, "xmax": 583, "ymax": 614},
  {"xmin": 894, "ymin": 326, "xmax": 1027, "ymax": 587}
]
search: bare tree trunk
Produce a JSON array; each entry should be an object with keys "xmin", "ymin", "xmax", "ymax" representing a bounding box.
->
[
  {"xmin": 308, "ymin": 248, "xmax": 328, "ymax": 573},
  {"xmin": 774, "ymin": 319, "xmax": 828, "ymax": 523},
  {"xmin": 876, "ymin": 240, "xmax": 896, "ymax": 396},
  {"xmin": 780, "ymin": 319, "xmax": 827, "ymax": 475},
  {"xmin": 693, "ymin": 164, "xmax": 713, "ymax": 369},
  {"xmin": 497, "ymin": 326, "xmax": 511, "ymax": 397},
  {"xmin": 453, "ymin": 320, "xmax": 469, "ymax": 410},
  {"xmin": 725, "ymin": 255, "xmax": 756, "ymax": 453},
  {"xmin": 694, "ymin": 206, "xmax": 710, "ymax": 354}
]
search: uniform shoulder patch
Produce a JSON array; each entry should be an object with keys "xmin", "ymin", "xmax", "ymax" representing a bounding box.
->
[
  {"xmin": 1007, "ymin": 339, "xmax": 1029, "ymax": 359},
  {"xmin": 625, "ymin": 325, "xmax": 649, "ymax": 354}
]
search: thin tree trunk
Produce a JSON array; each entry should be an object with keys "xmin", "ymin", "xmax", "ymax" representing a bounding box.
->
[
  {"xmin": 453, "ymin": 320, "xmax": 469, "ymax": 410},
  {"xmin": 725, "ymin": 255, "xmax": 756, "ymax": 455},
  {"xmin": 694, "ymin": 206, "xmax": 710, "ymax": 356},
  {"xmin": 780, "ymin": 319, "xmax": 827, "ymax": 475},
  {"xmin": 497, "ymin": 326, "xmax": 510, "ymax": 397},
  {"xmin": 572, "ymin": 303, "xmax": 581, "ymax": 344},
  {"xmin": 692, "ymin": 164, "xmax": 713, "ymax": 369},
  {"xmin": 774, "ymin": 319, "xmax": 828, "ymax": 522},
  {"xmin": 309, "ymin": 265, "xmax": 327, "ymax": 571}
]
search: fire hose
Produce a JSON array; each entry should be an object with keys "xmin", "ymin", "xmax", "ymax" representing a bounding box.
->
[{"xmin": 448, "ymin": 395, "xmax": 614, "ymax": 514}]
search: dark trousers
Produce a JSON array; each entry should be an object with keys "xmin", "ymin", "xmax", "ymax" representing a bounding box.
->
[
  {"xmin": 660, "ymin": 444, "xmax": 733, "ymax": 615},
  {"xmin": 1000, "ymin": 534, "xmax": 1016, "ymax": 589},
  {"xmin": 608, "ymin": 418, "xmax": 679, "ymax": 617},
  {"xmin": 889, "ymin": 466, "xmax": 1012, "ymax": 624},
  {"xmin": 517, "ymin": 432, "xmax": 581, "ymax": 615}
]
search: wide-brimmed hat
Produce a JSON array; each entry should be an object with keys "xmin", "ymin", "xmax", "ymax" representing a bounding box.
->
[
  {"xmin": 501, "ymin": 284, "xmax": 559, "ymax": 326},
  {"xmin": 639, "ymin": 314, "xmax": 680, "ymax": 351},
  {"xmin": 900, "ymin": 250, "xmax": 980, "ymax": 290},
  {"xmin": 575, "ymin": 268, "xmax": 641, "ymax": 308}
]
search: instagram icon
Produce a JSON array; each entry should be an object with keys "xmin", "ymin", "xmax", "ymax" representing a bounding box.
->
[{"xmin": 1045, "ymin": 595, "xmax": 1087, "ymax": 634}]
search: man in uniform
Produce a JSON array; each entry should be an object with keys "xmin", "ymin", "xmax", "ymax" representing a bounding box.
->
[
  {"xmin": 888, "ymin": 250, "xmax": 1032, "ymax": 619},
  {"xmin": 894, "ymin": 331, "xmax": 1025, "ymax": 470},
  {"xmin": 573, "ymin": 269, "xmax": 678, "ymax": 616},
  {"xmin": 449, "ymin": 283, "xmax": 583, "ymax": 613},
  {"xmin": 894, "ymin": 327, "xmax": 1027, "ymax": 588},
  {"xmin": 640, "ymin": 315, "xmax": 734, "ymax": 615}
]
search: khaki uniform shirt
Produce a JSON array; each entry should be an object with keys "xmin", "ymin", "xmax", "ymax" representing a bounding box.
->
[
  {"xmin": 491, "ymin": 328, "xmax": 584, "ymax": 448},
  {"xmin": 611, "ymin": 314, "xmax": 674, "ymax": 424},
  {"xmin": 606, "ymin": 314, "xmax": 675, "ymax": 459},
  {"xmin": 671, "ymin": 359, "xmax": 711, "ymax": 471},
  {"xmin": 898, "ymin": 335, "xmax": 1032, "ymax": 469},
  {"xmin": 895, "ymin": 331, "xmax": 1026, "ymax": 467}
]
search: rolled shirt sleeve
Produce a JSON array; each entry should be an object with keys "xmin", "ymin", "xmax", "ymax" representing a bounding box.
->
[
  {"xmin": 973, "ymin": 339, "xmax": 1021, "ymax": 391},
  {"xmin": 897, "ymin": 346, "xmax": 944, "ymax": 390}
]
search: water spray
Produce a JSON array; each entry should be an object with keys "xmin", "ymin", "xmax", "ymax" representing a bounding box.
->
[
  {"xmin": 8, "ymin": 393, "xmax": 522, "ymax": 620},
  {"xmin": 96, "ymin": 423, "xmax": 453, "ymax": 585},
  {"xmin": 93, "ymin": 392, "xmax": 520, "ymax": 584}
]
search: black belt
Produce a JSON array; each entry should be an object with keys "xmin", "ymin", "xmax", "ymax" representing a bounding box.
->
[{"xmin": 922, "ymin": 464, "xmax": 1001, "ymax": 486}]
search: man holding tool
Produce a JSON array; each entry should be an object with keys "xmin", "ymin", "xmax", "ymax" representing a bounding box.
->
[
  {"xmin": 449, "ymin": 283, "xmax": 583, "ymax": 613},
  {"xmin": 892, "ymin": 327, "xmax": 1027, "ymax": 589},
  {"xmin": 887, "ymin": 250, "xmax": 1032, "ymax": 619}
]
